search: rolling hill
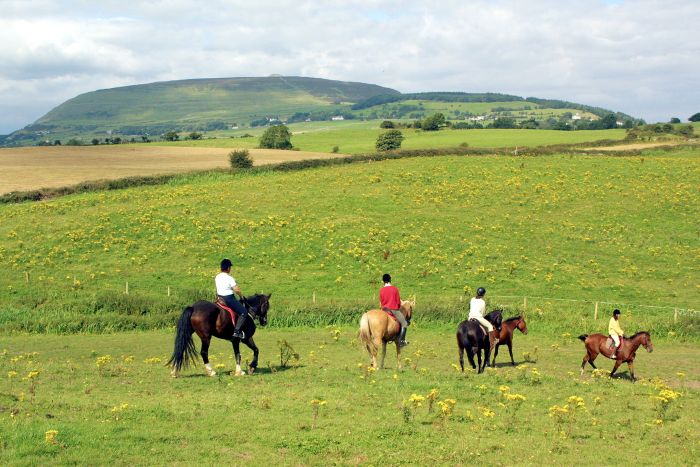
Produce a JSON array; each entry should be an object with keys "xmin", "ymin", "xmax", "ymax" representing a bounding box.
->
[{"xmin": 1, "ymin": 76, "xmax": 640, "ymax": 146}]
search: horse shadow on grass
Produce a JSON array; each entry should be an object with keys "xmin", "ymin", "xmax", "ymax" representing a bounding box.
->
[{"xmin": 173, "ymin": 365, "xmax": 303, "ymax": 378}]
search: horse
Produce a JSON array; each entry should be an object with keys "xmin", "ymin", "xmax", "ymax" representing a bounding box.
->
[
  {"xmin": 358, "ymin": 299, "xmax": 414, "ymax": 369},
  {"xmin": 456, "ymin": 310, "xmax": 503, "ymax": 374},
  {"xmin": 168, "ymin": 294, "xmax": 270, "ymax": 377},
  {"xmin": 492, "ymin": 314, "xmax": 528, "ymax": 366},
  {"xmin": 578, "ymin": 331, "xmax": 653, "ymax": 381}
]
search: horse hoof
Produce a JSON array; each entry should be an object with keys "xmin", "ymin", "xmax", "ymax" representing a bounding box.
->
[
  {"xmin": 235, "ymin": 370, "xmax": 246, "ymax": 376},
  {"xmin": 207, "ymin": 370, "xmax": 217, "ymax": 377},
  {"xmin": 248, "ymin": 367, "xmax": 256, "ymax": 375}
]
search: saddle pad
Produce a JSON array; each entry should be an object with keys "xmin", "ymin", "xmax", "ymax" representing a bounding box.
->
[
  {"xmin": 215, "ymin": 298, "xmax": 237, "ymax": 325},
  {"xmin": 469, "ymin": 318, "xmax": 488, "ymax": 334}
]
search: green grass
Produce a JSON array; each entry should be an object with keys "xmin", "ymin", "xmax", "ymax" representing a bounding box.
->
[
  {"xmin": 0, "ymin": 146, "xmax": 698, "ymax": 335},
  {"xmin": 0, "ymin": 328, "xmax": 697, "ymax": 465},
  {"xmin": 154, "ymin": 122, "xmax": 628, "ymax": 154}
]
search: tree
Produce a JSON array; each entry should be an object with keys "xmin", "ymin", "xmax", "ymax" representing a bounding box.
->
[
  {"xmin": 188, "ymin": 132, "xmax": 203, "ymax": 140},
  {"xmin": 379, "ymin": 120, "xmax": 395, "ymax": 129},
  {"xmin": 163, "ymin": 131, "xmax": 179, "ymax": 141},
  {"xmin": 91, "ymin": 138, "xmax": 100, "ymax": 145},
  {"xmin": 689, "ymin": 113, "xmax": 700, "ymax": 122},
  {"xmin": 421, "ymin": 113, "xmax": 446, "ymax": 131},
  {"xmin": 492, "ymin": 117, "xmax": 517, "ymax": 129},
  {"xmin": 259, "ymin": 125, "xmax": 292, "ymax": 149},
  {"xmin": 229, "ymin": 149, "xmax": 253, "ymax": 169},
  {"xmin": 375, "ymin": 130, "xmax": 404, "ymax": 151},
  {"xmin": 669, "ymin": 117, "xmax": 681, "ymax": 124}
]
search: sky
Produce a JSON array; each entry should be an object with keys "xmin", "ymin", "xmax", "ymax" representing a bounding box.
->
[{"xmin": 0, "ymin": 0, "xmax": 698, "ymax": 134}]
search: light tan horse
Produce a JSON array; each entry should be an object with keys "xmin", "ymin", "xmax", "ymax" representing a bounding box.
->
[{"xmin": 359, "ymin": 300, "xmax": 414, "ymax": 369}]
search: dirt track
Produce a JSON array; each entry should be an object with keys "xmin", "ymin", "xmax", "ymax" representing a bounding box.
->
[{"xmin": 0, "ymin": 145, "xmax": 343, "ymax": 194}]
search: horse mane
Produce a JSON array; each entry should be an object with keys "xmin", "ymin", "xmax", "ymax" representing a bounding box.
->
[
  {"xmin": 629, "ymin": 331, "xmax": 650, "ymax": 339},
  {"xmin": 504, "ymin": 315, "xmax": 521, "ymax": 323}
]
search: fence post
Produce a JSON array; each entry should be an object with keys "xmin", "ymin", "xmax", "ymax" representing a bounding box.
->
[
  {"xmin": 674, "ymin": 308, "xmax": 678, "ymax": 324},
  {"xmin": 594, "ymin": 302, "xmax": 598, "ymax": 320},
  {"xmin": 125, "ymin": 281, "xmax": 129, "ymax": 295},
  {"xmin": 313, "ymin": 291, "xmax": 316, "ymax": 304},
  {"xmin": 523, "ymin": 296, "xmax": 527, "ymax": 310},
  {"xmin": 167, "ymin": 286, "xmax": 171, "ymax": 297},
  {"xmin": 25, "ymin": 272, "xmax": 29, "ymax": 283}
]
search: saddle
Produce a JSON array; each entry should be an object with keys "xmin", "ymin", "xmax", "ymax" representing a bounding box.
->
[
  {"xmin": 605, "ymin": 336, "xmax": 623, "ymax": 358},
  {"xmin": 469, "ymin": 318, "xmax": 489, "ymax": 335},
  {"xmin": 382, "ymin": 307, "xmax": 399, "ymax": 324},
  {"xmin": 215, "ymin": 297, "xmax": 237, "ymax": 325}
]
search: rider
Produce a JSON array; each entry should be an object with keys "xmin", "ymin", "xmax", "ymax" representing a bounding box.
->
[
  {"xmin": 215, "ymin": 258, "xmax": 248, "ymax": 339},
  {"xmin": 379, "ymin": 273, "xmax": 409, "ymax": 347},
  {"xmin": 608, "ymin": 309, "xmax": 624, "ymax": 357},
  {"xmin": 468, "ymin": 287, "xmax": 499, "ymax": 349}
]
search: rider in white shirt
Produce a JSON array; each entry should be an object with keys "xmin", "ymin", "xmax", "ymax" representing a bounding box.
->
[
  {"xmin": 468, "ymin": 287, "xmax": 499, "ymax": 349},
  {"xmin": 215, "ymin": 258, "xmax": 248, "ymax": 339}
]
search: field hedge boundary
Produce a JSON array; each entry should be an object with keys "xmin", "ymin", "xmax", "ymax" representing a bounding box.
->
[{"xmin": 2, "ymin": 141, "xmax": 695, "ymax": 205}]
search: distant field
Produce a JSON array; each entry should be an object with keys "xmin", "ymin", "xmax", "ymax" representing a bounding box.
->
[
  {"xmin": 0, "ymin": 146, "xmax": 342, "ymax": 194},
  {"xmin": 159, "ymin": 123, "xmax": 628, "ymax": 154}
]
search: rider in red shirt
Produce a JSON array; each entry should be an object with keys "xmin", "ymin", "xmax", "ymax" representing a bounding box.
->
[{"xmin": 380, "ymin": 273, "xmax": 409, "ymax": 347}]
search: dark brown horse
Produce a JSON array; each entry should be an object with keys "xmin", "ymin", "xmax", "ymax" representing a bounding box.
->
[
  {"xmin": 456, "ymin": 310, "xmax": 503, "ymax": 373},
  {"xmin": 168, "ymin": 294, "xmax": 270, "ymax": 377},
  {"xmin": 492, "ymin": 314, "xmax": 528, "ymax": 366},
  {"xmin": 578, "ymin": 331, "xmax": 653, "ymax": 381}
]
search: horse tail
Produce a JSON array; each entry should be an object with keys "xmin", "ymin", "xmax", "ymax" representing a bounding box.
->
[
  {"xmin": 359, "ymin": 313, "xmax": 377, "ymax": 355},
  {"xmin": 167, "ymin": 306, "xmax": 197, "ymax": 372},
  {"xmin": 578, "ymin": 334, "xmax": 588, "ymax": 342}
]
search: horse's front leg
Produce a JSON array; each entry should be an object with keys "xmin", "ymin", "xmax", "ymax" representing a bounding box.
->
[
  {"xmin": 477, "ymin": 349, "xmax": 483, "ymax": 374},
  {"xmin": 610, "ymin": 359, "xmax": 622, "ymax": 378},
  {"xmin": 232, "ymin": 339, "xmax": 244, "ymax": 376},
  {"xmin": 492, "ymin": 343, "xmax": 500, "ymax": 367},
  {"xmin": 201, "ymin": 336, "xmax": 216, "ymax": 376},
  {"xmin": 508, "ymin": 342, "xmax": 515, "ymax": 366},
  {"xmin": 395, "ymin": 340, "xmax": 402, "ymax": 370},
  {"xmin": 627, "ymin": 360, "xmax": 635, "ymax": 381},
  {"xmin": 243, "ymin": 336, "xmax": 259, "ymax": 375}
]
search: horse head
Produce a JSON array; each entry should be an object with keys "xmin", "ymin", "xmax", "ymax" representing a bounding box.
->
[
  {"xmin": 400, "ymin": 299, "xmax": 414, "ymax": 324},
  {"xmin": 245, "ymin": 293, "xmax": 271, "ymax": 326},
  {"xmin": 517, "ymin": 313, "xmax": 529, "ymax": 335},
  {"xmin": 486, "ymin": 309, "xmax": 503, "ymax": 331},
  {"xmin": 640, "ymin": 331, "xmax": 653, "ymax": 352}
]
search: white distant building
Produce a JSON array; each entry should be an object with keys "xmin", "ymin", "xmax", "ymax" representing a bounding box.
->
[
  {"xmin": 572, "ymin": 113, "xmax": 581, "ymax": 120},
  {"xmin": 331, "ymin": 115, "xmax": 345, "ymax": 121}
]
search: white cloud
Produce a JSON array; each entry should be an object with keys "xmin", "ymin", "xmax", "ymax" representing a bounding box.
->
[{"xmin": 0, "ymin": 0, "xmax": 698, "ymax": 133}]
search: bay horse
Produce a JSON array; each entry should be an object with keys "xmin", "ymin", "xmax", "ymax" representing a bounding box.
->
[
  {"xmin": 578, "ymin": 331, "xmax": 653, "ymax": 381},
  {"xmin": 358, "ymin": 300, "xmax": 414, "ymax": 369},
  {"xmin": 492, "ymin": 314, "xmax": 528, "ymax": 366},
  {"xmin": 168, "ymin": 294, "xmax": 270, "ymax": 377},
  {"xmin": 456, "ymin": 310, "xmax": 503, "ymax": 374}
]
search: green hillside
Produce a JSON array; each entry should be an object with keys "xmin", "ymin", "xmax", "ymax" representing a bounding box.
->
[{"xmin": 2, "ymin": 76, "xmax": 642, "ymax": 146}]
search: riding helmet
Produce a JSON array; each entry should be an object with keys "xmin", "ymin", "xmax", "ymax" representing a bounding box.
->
[
  {"xmin": 613, "ymin": 308, "xmax": 621, "ymax": 315},
  {"xmin": 382, "ymin": 273, "xmax": 391, "ymax": 283},
  {"xmin": 221, "ymin": 258, "xmax": 232, "ymax": 270},
  {"xmin": 476, "ymin": 287, "xmax": 486, "ymax": 297}
]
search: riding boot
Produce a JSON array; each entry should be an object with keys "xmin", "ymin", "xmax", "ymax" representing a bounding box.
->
[
  {"xmin": 232, "ymin": 314, "xmax": 247, "ymax": 339},
  {"xmin": 399, "ymin": 327, "xmax": 409, "ymax": 347}
]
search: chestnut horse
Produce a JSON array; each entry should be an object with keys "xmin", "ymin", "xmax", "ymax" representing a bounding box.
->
[
  {"xmin": 578, "ymin": 331, "xmax": 653, "ymax": 380},
  {"xmin": 359, "ymin": 300, "xmax": 414, "ymax": 369},
  {"xmin": 168, "ymin": 294, "xmax": 270, "ymax": 377},
  {"xmin": 492, "ymin": 314, "xmax": 528, "ymax": 366}
]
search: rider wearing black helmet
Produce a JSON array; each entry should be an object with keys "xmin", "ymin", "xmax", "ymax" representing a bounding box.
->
[
  {"xmin": 468, "ymin": 287, "xmax": 498, "ymax": 349},
  {"xmin": 215, "ymin": 259, "xmax": 248, "ymax": 339}
]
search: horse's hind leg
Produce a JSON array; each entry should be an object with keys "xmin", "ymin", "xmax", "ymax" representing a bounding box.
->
[
  {"xmin": 232, "ymin": 339, "xmax": 243, "ymax": 376},
  {"xmin": 395, "ymin": 340, "xmax": 402, "ymax": 370},
  {"xmin": 477, "ymin": 349, "xmax": 483, "ymax": 374},
  {"xmin": 508, "ymin": 342, "xmax": 515, "ymax": 366},
  {"xmin": 201, "ymin": 336, "xmax": 215, "ymax": 376},
  {"xmin": 458, "ymin": 342, "xmax": 465, "ymax": 372},
  {"xmin": 466, "ymin": 348, "xmax": 477, "ymax": 371},
  {"xmin": 380, "ymin": 341, "xmax": 387, "ymax": 369}
]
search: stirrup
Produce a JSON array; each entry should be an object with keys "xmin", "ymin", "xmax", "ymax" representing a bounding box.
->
[
  {"xmin": 232, "ymin": 330, "xmax": 245, "ymax": 339},
  {"xmin": 399, "ymin": 340, "xmax": 409, "ymax": 348}
]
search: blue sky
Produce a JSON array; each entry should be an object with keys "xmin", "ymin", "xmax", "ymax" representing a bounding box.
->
[{"xmin": 0, "ymin": 0, "xmax": 698, "ymax": 133}]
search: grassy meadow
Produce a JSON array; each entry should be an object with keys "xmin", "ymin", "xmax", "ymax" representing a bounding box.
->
[
  {"xmin": 0, "ymin": 145, "xmax": 698, "ymax": 335},
  {"xmin": 0, "ymin": 328, "xmax": 697, "ymax": 465}
]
